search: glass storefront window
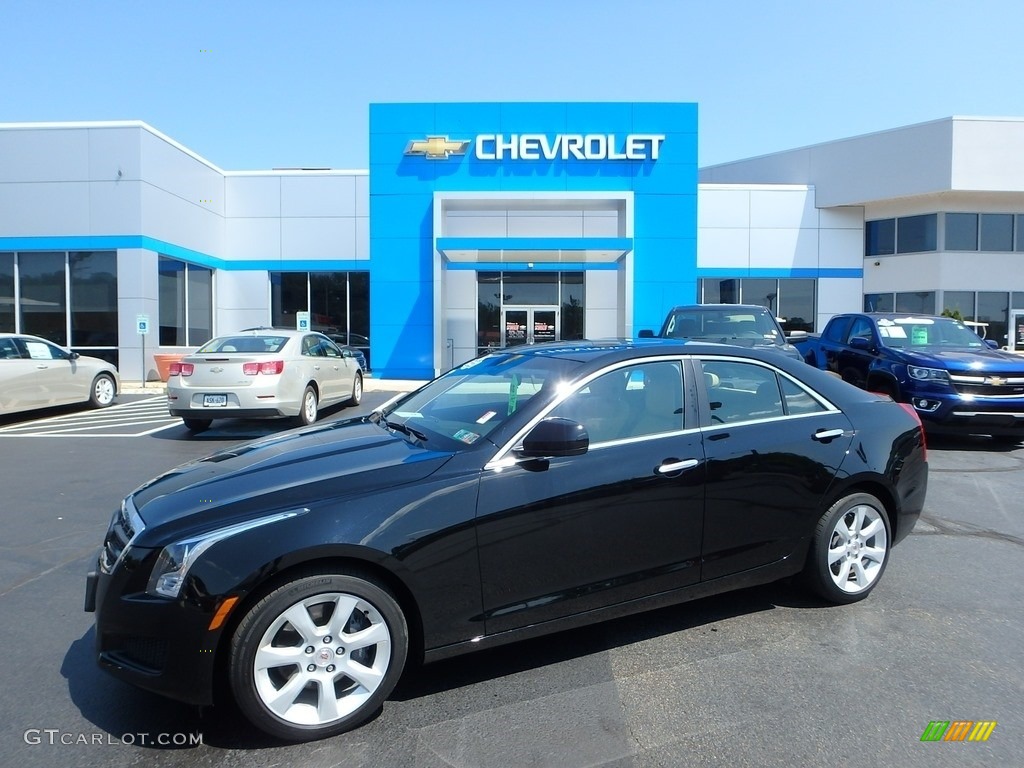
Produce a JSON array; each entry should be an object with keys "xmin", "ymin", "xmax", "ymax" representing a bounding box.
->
[
  {"xmin": 895, "ymin": 291, "xmax": 936, "ymax": 314},
  {"xmin": 159, "ymin": 257, "xmax": 213, "ymax": 346},
  {"xmin": 0, "ymin": 252, "xmax": 14, "ymax": 333},
  {"xmin": 310, "ymin": 272, "xmax": 348, "ymax": 333},
  {"xmin": 942, "ymin": 291, "xmax": 975, "ymax": 320},
  {"xmin": 865, "ymin": 219, "xmax": 895, "ymax": 256},
  {"xmin": 776, "ymin": 279, "xmax": 815, "ymax": 332},
  {"xmin": 977, "ymin": 291, "xmax": 1009, "ymax": 347},
  {"xmin": 270, "ymin": 271, "xmax": 370, "ymax": 358},
  {"xmin": 980, "ymin": 213, "xmax": 1014, "ymax": 252},
  {"xmin": 271, "ymin": 272, "xmax": 308, "ymax": 329},
  {"xmin": 863, "ymin": 293, "xmax": 894, "ymax": 312},
  {"xmin": 561, "ymin": 272, "xmax": 584, "ymax": 341},
  {"xmin": 896, "ymin": 214, "xmax": 937, "ymax": 253},
  {"xmin": 20, "ymin": 251, "xmax": 67, "ymax": 345},
  {"xmin": 70, "ymin": 251, "xmax": 118, "ymax": 347},
  {"xmin": 502, "ymin": 273, "xmax": 559, "ymax": 305},
  {"xmin": 944, "ymin": 213, "xmax": 977, "ymax": 251}
]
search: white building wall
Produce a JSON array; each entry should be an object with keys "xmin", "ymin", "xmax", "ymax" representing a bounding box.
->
[
  {"xmin": 585, "ymin": 270, "xmax": 619, "ymax": 338},
  {"xmin": 444, "ymin": 270, "xmax": 478, "ymax": 370}
]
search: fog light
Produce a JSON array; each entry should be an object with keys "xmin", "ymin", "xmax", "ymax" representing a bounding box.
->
[{"xmin": 913, "ymin": 398, "xmax": 940, "ymax": 412}]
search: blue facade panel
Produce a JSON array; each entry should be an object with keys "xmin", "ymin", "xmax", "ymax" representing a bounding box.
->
[{"xmin": 369, "ymin": 102, "xmax": 698, "ymax": 379}]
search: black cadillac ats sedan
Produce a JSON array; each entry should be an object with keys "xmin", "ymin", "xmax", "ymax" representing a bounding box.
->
[{"xmin": 86, "ymin": 339, "xmax": 927, "ymax": 741}]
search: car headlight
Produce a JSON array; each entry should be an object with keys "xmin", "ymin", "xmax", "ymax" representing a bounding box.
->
[
  {"xmin": 146, "ymin": 508, "xmax": 307, "ymax": 599},
  {"xmin": 907, "ymin": 366, "xmax": 950, "ymax": 383}
]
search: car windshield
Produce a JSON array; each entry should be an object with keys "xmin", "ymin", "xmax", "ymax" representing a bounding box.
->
[
  {"xmin": 380, "ymin": 352, "xmax": 578, "ymax": 449},
  {"xmin": 876, "ymin": 317, "xmax": 987, "ymax": 349},
  {"xmin": 663, "ymin": 308, "xmax": 783, "ymax": 344},
  {"xmin": 196, "ymin": 335, "xmax": 289, "ymax": 354}
]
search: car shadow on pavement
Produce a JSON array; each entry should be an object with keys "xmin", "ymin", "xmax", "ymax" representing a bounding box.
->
[
  {"xmin": 392, "ymin": 580, "xmax": 818, "ymax": 703},
  {"xmin": 64, "ymin": 581, "xmax": 818, "ymax": 750}
]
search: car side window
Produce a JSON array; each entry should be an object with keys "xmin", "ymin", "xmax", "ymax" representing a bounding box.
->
[
  {"xmin": 779, "ymin": 375, "xmax": 827, "ymax": 415},
  {"xmin": 846, "ymin": 317, "xmax": 874, "ymax": 345},
  {"xmin": 702, "ymin": 360, "xmax": 784, "ymax": 424},
  {"xmin": 322, "ymin": 340, "xmax": 341, "ymax": 358},
  {"xmin": 550, "ymin": 361, "xmax": 683, "ymax": 443},
  {"xmin": 20, "ymin": 339, "xmax": 62, "ymax": 360},
  {"xmin": 0, "ymin": 338, "xmax": 21, "ymax": 359},
  {"xmin": 302, "ymin": 336, "xmax": 326, "ymax": 357}
]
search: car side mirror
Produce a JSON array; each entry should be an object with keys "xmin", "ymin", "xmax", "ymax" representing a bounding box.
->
[
  {"xmin": 849, "ymin": 337, "xmax": 873, "ymax": 351},
  {"xmin": 520, "ymin": 417, "xmax": 589, "ymax": 458},
  {"xmin": 985, "ymin": 339, "xmax": 999, "ymax": 349},
  {"xmin": 638, "ymin": 329, "xmax": 655, "ymax": 338},
  {"xmin": 787, "ymin": 330, "xmax": 808, "ymax": 340},
  {"xmin": 69, "ymin": 351, "xmax": 80, "ymax": 360}
]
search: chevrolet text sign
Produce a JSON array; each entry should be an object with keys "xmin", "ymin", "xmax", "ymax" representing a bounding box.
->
[{"xmin": 475, "ymin": 133, "xmax": 665, "ymax": 161}]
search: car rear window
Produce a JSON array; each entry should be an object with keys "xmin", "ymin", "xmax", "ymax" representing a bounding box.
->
[{"xmin": 196, "ymin": 336, "xmax": 289, "ymax": 354}]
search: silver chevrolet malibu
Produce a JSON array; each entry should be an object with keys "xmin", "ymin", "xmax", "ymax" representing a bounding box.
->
[{"xmin": 166, "ymin": 329, "xmax": 363, "ymax": 433}]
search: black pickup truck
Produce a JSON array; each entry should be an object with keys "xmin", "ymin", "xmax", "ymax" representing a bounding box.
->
[
  {"xmin": 639, "ymin": 304, "xmax": 804, "ymax": 361},
  {"xmin": 793, "ymin": 312, "xmax": 1024, "ymax": 440}
]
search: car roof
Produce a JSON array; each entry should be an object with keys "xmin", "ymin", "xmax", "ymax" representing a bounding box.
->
[{"xmin": 667, "ymin": 304, "xmax": 772, "ymax": 312}]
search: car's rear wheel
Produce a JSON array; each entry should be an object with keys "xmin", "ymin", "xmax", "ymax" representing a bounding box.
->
[
  {"xmin": 89, "ymin": 374, "xmax": 116, "ymax": 408},
  {"xmin": 805, "ymin": 492, "xmax": 890, "ymax": 604},
  {"xmin": 296, "ymin": 386, "xmax": 318, "ymax": 426},
  {"xmin": 229, "ymin": 573, "xmax": 408, "ymax": 742},
  {"xmin": 346, "ymin": 373, "xmax": 363, "ymax": 407},
  {"xmin": 182, "ymin": 418, "xmax": 211, "ymax": 433}
]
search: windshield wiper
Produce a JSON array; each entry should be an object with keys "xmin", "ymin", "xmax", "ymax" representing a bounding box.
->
[{"xmin": 384, "ymin": 418, "xmax": 428, "ymax": 442}]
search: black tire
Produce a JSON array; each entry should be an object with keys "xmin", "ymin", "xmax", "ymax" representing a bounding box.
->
[
  {"xmin": 229, "ymin": 572, "xmax": 408, "ymax": 742},
  {"xmin": 89, "ymin": 373, "xmax": 117, "ymax": 408},
  {"xmin": 992, "ymin": 435, "xmax": 1021, "ymax": 446},
  {"xmin": 182, "ymin": 418, "xmax": 211, "ymax": 433},
  {"xmin": 805, "ymin": 492, "xmax": 891, "ymax": 604},
  {"xmin": 294, "ymin": 386, "xmax": 319, "ymax": 427},
  {"xmin": 346, "ymin": 373, "xmax": 363, "ymax": 407}
]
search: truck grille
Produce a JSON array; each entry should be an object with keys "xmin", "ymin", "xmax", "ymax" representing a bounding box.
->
[
  {"xmin": 100, "ymin": 497, "xmax": 145, "ymax": 574},
  {"xmin": 949, "ymin": 374, "xmax": 1024, "ymax": 398}
]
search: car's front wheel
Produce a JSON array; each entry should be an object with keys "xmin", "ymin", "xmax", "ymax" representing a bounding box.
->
[
  {"xmin": 229, "ymin": 572, "xmax": 408, "ymax": 742},
  {"xmin": 346, "ymin": 373, "xmax": 363, "ymax": 407},
  {"xmin": 89, "ymin": 373, "xmax": 117, "ymax": 408},
  {"xmin": 805, "ymin": 492, "xmax": 891, "ymax": 604},
  {"xmin": 296, "ymin": 386, "xmax": 318, "ymax": 426}
]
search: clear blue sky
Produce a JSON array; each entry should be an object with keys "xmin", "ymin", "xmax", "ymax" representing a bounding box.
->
[{"xmin": 4, "ymin": 0, "xmax": 1024, "ymax": 171}]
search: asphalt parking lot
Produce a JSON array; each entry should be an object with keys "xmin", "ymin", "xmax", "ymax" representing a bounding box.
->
[{"xmin": 0, "ymin": 389, "xmax": 1021, "ymax": 768}]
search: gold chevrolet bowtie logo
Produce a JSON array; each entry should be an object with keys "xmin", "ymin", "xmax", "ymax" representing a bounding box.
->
[
  {"xmin": 986, "ymin": 376, "xmax": 1006, "ymax": 386},
  {"xmin": 404, "ymin": 136, "xmax": 471, "ymax": 160}
]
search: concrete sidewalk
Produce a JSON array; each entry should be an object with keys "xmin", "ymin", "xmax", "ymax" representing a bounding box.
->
[{"xmin": 119, "ymin": 376, "xmax": 427, "ymax": 396}]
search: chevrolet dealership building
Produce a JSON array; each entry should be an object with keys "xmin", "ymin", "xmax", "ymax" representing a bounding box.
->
[{"xmin": 2, "ymin": 103, "xmax": 1023, "ymax": 380}]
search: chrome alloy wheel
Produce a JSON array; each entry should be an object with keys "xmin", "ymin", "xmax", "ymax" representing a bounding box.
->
[
  {"xmin": 301, "ymin": 388, "xmax": 318, "ymax": 424},
  {"xmin": 826, "ymin": 503, "xmax": 889, "ymax": 594},
  {"xmin": 92, "ymin": 375, "xmax": 116, "ymax": 406},
  {"xmin": 252, "ymin": 592, "xmax": 393, "ymax": 726}
]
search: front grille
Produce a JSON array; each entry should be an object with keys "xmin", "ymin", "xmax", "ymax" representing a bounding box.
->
[
  {"xmin": 950, "ymin": 374, "xmax": 1024, "ymax": 398},
  {"xmin": 112, "ymin": 638, "xmax": 168, "ymax": 673},
  {"xmin": 100, "ymin": 497, "xmax": 145, "ymax": 574}
]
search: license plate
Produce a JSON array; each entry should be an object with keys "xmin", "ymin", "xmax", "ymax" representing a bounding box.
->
[{"xmin": 203, "ymin": 394, "xmax": 228, "ymax": 407}]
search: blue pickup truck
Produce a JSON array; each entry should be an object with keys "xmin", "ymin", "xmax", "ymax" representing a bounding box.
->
[{"xmin": 794, "ymin": 312, "xmax": 1024, "ymax": 441}]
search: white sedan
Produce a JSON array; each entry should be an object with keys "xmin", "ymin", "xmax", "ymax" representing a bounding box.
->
[
  {"xmin": 166, "ymin": 330, "xmax": 364, "ymax": 433},
  {"xmin": 0, "ymin": 333, "xmax": 119, "ymax": 416}
]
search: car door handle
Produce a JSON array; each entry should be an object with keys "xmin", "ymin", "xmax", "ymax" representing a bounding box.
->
[
  {"xmin": 812, "ymin": 428, "xmax": 845, "ymax": 442},
  {"xmin": 313, "ymin": 365, "xmax": 321, "ymax": 370},
  {"xmin": 36, "ymin": 364, "xmax": 48, "ymax": 369},
  {"xmin": 656, "ymin": 459, "xmax": 700, "ymax": 474}
]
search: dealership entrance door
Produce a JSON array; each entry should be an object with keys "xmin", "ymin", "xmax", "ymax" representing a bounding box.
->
[{"xmin": 502, "ymin": 307, "xmax": 559, "ymax": 347}]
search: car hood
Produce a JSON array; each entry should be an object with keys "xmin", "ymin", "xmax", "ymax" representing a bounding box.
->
[
  {"xmin": 889, "ymin": 347, "xmax": 1024, "ymax": 372},
  {"xmin": 129, "ymin": 418, "xmax": 454, "ymax": 543}
]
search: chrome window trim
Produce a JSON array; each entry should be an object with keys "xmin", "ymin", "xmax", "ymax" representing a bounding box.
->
[{"xmin": 697, "ymin": 354, "xmax": 843, "ymax": 414}]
